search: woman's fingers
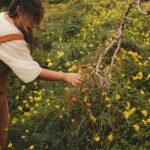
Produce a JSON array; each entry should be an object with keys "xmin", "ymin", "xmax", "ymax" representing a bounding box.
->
[
  {"xmin": 77, "ymin": 75, "xmax": 86, "ymax": 81},
  {"xmin": 75, "ymin": 79, "xmax": 82, "ymax": 85},
  {"xmin": 76, "ymin": 78, "xmax": 84, "ymax": 83},
  {"xmin": 69, "ymin": 73, "xmax": 86, "ymax": 87},
  {"xmin": 78, "ymin": 74, "xmax": 85, "ymax": 80}
]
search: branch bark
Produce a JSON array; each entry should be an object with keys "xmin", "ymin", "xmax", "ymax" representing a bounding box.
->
[
  {"xmin": 92, "ymin": 0, "xmax": 137, "ymax": 89},
  {"xmin": 137, "ymin": 0, "xmax": 150, "ymax": 15}
]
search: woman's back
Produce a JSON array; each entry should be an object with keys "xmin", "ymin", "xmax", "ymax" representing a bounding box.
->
[{"xmin": 0, "ymin": 12, "xmax": 22, "ymax": 36}]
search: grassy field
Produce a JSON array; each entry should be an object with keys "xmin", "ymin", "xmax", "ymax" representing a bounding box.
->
[{"xmin": 1, "ymin": 0, "xmax": 150, "ymax": 149}]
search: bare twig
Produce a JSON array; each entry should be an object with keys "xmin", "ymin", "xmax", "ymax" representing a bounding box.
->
[
  {"xmin": 137, "ymin": 0, "xmax": 150, "ymax": 15},
  {"xmin": 92, "ymin": 0, "xmax": 136, "ymax": 89}
]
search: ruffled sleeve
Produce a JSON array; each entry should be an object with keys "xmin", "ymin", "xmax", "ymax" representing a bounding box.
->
[{"xmin": 0, "ymin": 39, "xmax": 43, "ymax": 83}]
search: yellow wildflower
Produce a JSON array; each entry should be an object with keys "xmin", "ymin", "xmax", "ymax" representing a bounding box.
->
[
  {"xmin": 143, "ymin": 60, "xmax": 148, "ymax": 66},
  {"xmin": 147, "ymin": 118, "xmax": 150, "ymax": 123},
  {"xmin": 126, "ymin": 85, "xmax": 131, "ymax": 90},
  {"xmin": 23, "ymin": 99, "xmax": 27, "ymax": 104},
  {"xmin": 57, "ymin": 51, "xmax": 64, "ymax": 58},
  {"xmin": 16, "ymin": 95, "xmax": 19, "ymax": 100},
  {"xmin": 83, "ymin": 96, "xmax": 88, "ymax": 102},
  {"xmin": 24, "ymin": 112, "xmax": 31, "ymax": 117},
  {"xmin": 101, "ymin": 92, "xmax": 107, "ymax": 96},
  {"xmin": 12, "ymin": 118, "xmax": 18, "ymax": 125},
  {"xmin": 147, "ymin": 74, "xmax": 150, "ymax": 80},
  {"xmin": 33, "ymin": 82, "xmax": 37, "ymax": 86},
  {"xmin": 55, "ymin": 105, "xmax": 60, "ymax": 109},
  {"xmin": 105, "ymin": 97, "xmax": 111, "ymax": 102},
  {"xmin": 21, "ymin": 118, "xmax": 25, "ymax": 123},
  {"xmin": 18, "ymin": 106, "xmax": 23, "ymax": 111},
  {"xmin": 93, "ymin": 134, "xmax": 100, "ymax": 142},
  {"xmin": 71, "ymin": 119, "xmax": 75, "ymax": 123},
  {"xmin": 133, "ymin": 124, "xmax": 140, "ymax": 131},
  {"xmin": 68, "ymin": 65, "xmax": 77, "ymax": 72},
  {"xmin": 46, "ymin": 58, "xmax": 51, "ymax": 63},
  {"xmin": 142, "ymin": 119, "xmax": 147, "ymax": 125},
  {"xmin": 21, "ymin": 135, "xmax": 26, "ymax": 139},
  {"xmin": 125, "ymin": 102, "xmax": 130, "ymax": 110},
  {"xmin": 25, "ymin": 129, "xmax": 29, "ymax": 133},
  {"xmin": 48, "ymin": 62, "xmax": 53, "ymax": 67},
  {"xmin": 141, "ymin": 110, "xmax": 148, "ymax": 117},
  {"xmin": 33, "ymin": 110, "xmax": 38, "ymax": 114},
  {"xmin": 29, "ymin": 96, "xmax": 33, "ymax": 100},
  {"xmin": 115, "ymin": 94, "xmax": 121, "ymax": 100},
  {"xmin": 122, "ymin": 74, "xmax": 125, "ymax": 77},
  {"xmin": 65, "ymin": 61, "xmax": 71, "ymax": 67},
  {"xmin": 59, "ymin": 115, "xmax": 63, "ymax": 119},
  {"xmin": 140, "ymin": 90, "xmax": 145, "ymax": 95},
  {"xmin": 8, "ymin": 142, "xmax": 13, "ymax": 148},
  {"xmin": 123, "ymin": 111, "xmax": 130, "ymax": 120},
  {"xmin": 133, "ymin": 72, "xmax": 143, "ymax": 80},
  {"xmin": 21, "ymin": 85, "xmax": 26, "ymax": 91},
  {"xmin": 107, "ymin": 133, "xmax": 113, "ymax": 142},
  {"xmin": 90, "ymin": 115, "xmax": 97, "ymax": 123},
  {"xmin": 108, "ymin": 74, "xmax": 112, "ymax": 79},
  {"xmin": 129, "ymin": 107, "xmax": 136, "ymax": 115},
  {"xmin": 25, "ymin": 103, "xmax": 30, "ymax": 108},
  {"xmin": 77, "ymin": 69, "xmax": 82, "ymax": 74},
  {"xmin": 29, "ymin": 145, "xmax": 35, "ymax": 150},
  {"xmin": 106, "ymin": 104, "xmax": 111, "ymax": 108},
  {"xmin": 89, "ymin": 44, "xmax": 94, "ymax": 48}
]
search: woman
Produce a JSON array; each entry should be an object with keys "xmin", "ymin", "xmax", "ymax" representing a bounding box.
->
[{"xmin": 0, "ymin": 0, "xmax": 85, "ymax": 149}]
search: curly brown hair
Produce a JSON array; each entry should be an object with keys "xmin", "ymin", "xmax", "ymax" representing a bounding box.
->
[{"xmin": 8, "ymin": 0, "xmax": 44, "ymax": 50}]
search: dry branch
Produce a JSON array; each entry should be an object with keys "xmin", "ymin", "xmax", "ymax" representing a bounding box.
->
[
  {"xmin": 137, "ymin": 0, "xmax": 150, "ymax": 15},
  {"xmin": 92, "ymin": 0, "xmax": 137, "ymax": 89}
]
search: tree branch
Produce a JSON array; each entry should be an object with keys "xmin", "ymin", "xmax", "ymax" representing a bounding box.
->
[{"xmin": 137, "ymin": 0, "xmax": 150, "ymax": 15}]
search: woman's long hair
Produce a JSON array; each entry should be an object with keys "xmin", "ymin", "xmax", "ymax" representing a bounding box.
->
[{"xmin": 8, "ymin": 0, "xmax": 44, "ymax": 50}]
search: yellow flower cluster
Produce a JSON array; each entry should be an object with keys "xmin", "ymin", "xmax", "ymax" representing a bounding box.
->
[
  {"xmin": 125, "ymin": 102, "xmax": 131, "ymax": 110},
  {"xmin": 107, "ymin": 133, "xmax": 113, "ymax": 142},
  {"xmin": 141, "ymin": 110, "xmax": 148, "ymax": 117},
  {"xmin": 57, "ymin": 51, "xmax": 65, "ymax": 58},
  {"xmin": 133, "ymin": 124, "xmax": 140, "ymax": 132},
  {"xmin": 8, "ymin": 142, "xmax": 13, "ymax": 149},
  {"xmin": 128, "ymin": 51, "xmax": 141, "ymax": 59},
  {"xmin": 68, "ymin": 65, "xmax": 77, "ymax": 72},
  {"xmin": 29, "ymin": 145, "xmax": 35, "ymax": 150},
  {"xmin": 90, "ymin": 115, "xmax": 97, "ymax": 123},
  {"xmin": 133, "ymin": 72, "xmax": 143, "ymax": 80},
  {"xmin": 115, "ymin": 94, "xmax": 121, "ymax": 100},
  {"xmin": 93, "ymin": 133, "xmax": 100, "ymax": 142},
  {"xmin": 123, "ymin": 107, "xmax": 136, "ymax": 120},
  {"xmin": 105, "ymin": 96, "xmax": 111, "ymax": 102},
  {"xmin": 119, "ymin": 49, "xmax": 149, "ymax": 67},
  {"xmin": 46, "ymin": 58, "xmax": 53, "ymax": 67}
]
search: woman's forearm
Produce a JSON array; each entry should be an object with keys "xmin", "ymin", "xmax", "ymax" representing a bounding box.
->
[
  {"xmin": 38, "ymin": 68, "xmax": 67, "ymax": 81},
  {"xmin": 37, "ymin": 68, "xmax": 85, "ymax": 87}
]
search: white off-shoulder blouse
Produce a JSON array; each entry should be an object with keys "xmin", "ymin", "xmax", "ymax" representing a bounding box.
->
[{"xmin": 0, "ymin": 12, "xmax": 43, "ymax": 83}]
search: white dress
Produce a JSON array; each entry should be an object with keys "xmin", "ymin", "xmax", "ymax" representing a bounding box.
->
[{"xmin": 0, "ymin": 12, "xmax": 43, "ymax": 83}]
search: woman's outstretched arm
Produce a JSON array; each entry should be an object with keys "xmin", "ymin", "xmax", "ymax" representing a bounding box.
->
[{"xmin": 38, "ymin": 68, "xmax": 85, "ymax": 87}]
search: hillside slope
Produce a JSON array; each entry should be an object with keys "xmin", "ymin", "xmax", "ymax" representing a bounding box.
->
[{"xmin": 0, "ymin": 0, "xmax": 149, "ymax": 149}]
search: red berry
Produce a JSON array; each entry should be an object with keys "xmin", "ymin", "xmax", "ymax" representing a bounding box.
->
[
  {"xmin": 84, "ymin": 88, "xmax": 91, "ymax": 93},
  {"xmin": 81, "ymin": 64, "xmax": 88, "ymax": 69},
  {"xmin": 86, "ymin": 103, "xmax": 92, "ymax": 109},
  {"xmin": 71, "ymin": 97, "xmax": 77, "ymax": 103}
]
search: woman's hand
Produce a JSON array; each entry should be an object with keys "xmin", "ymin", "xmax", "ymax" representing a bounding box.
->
[
  {"xmin": 38, "ymin": 69, "xmax": 85, "ymax": 87},
  {"xmin": 64, "ymin": 73, "xmax": 85, "ymax": 87}
]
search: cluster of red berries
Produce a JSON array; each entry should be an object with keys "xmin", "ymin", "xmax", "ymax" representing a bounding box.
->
[
  {"xmin": 81, "ymin": 64, "xmax": 88, "ymax": 69},
  {"xmin": 71, "ymin": 87, "xmax": 92, "ymax": 108},
  {"xmin": 71, "ymin": 97, "xmax": 92, "ymax": 109},
  {"xmin": 84, "ymin": 87, "xmax": 91, "ymax": 93}
]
